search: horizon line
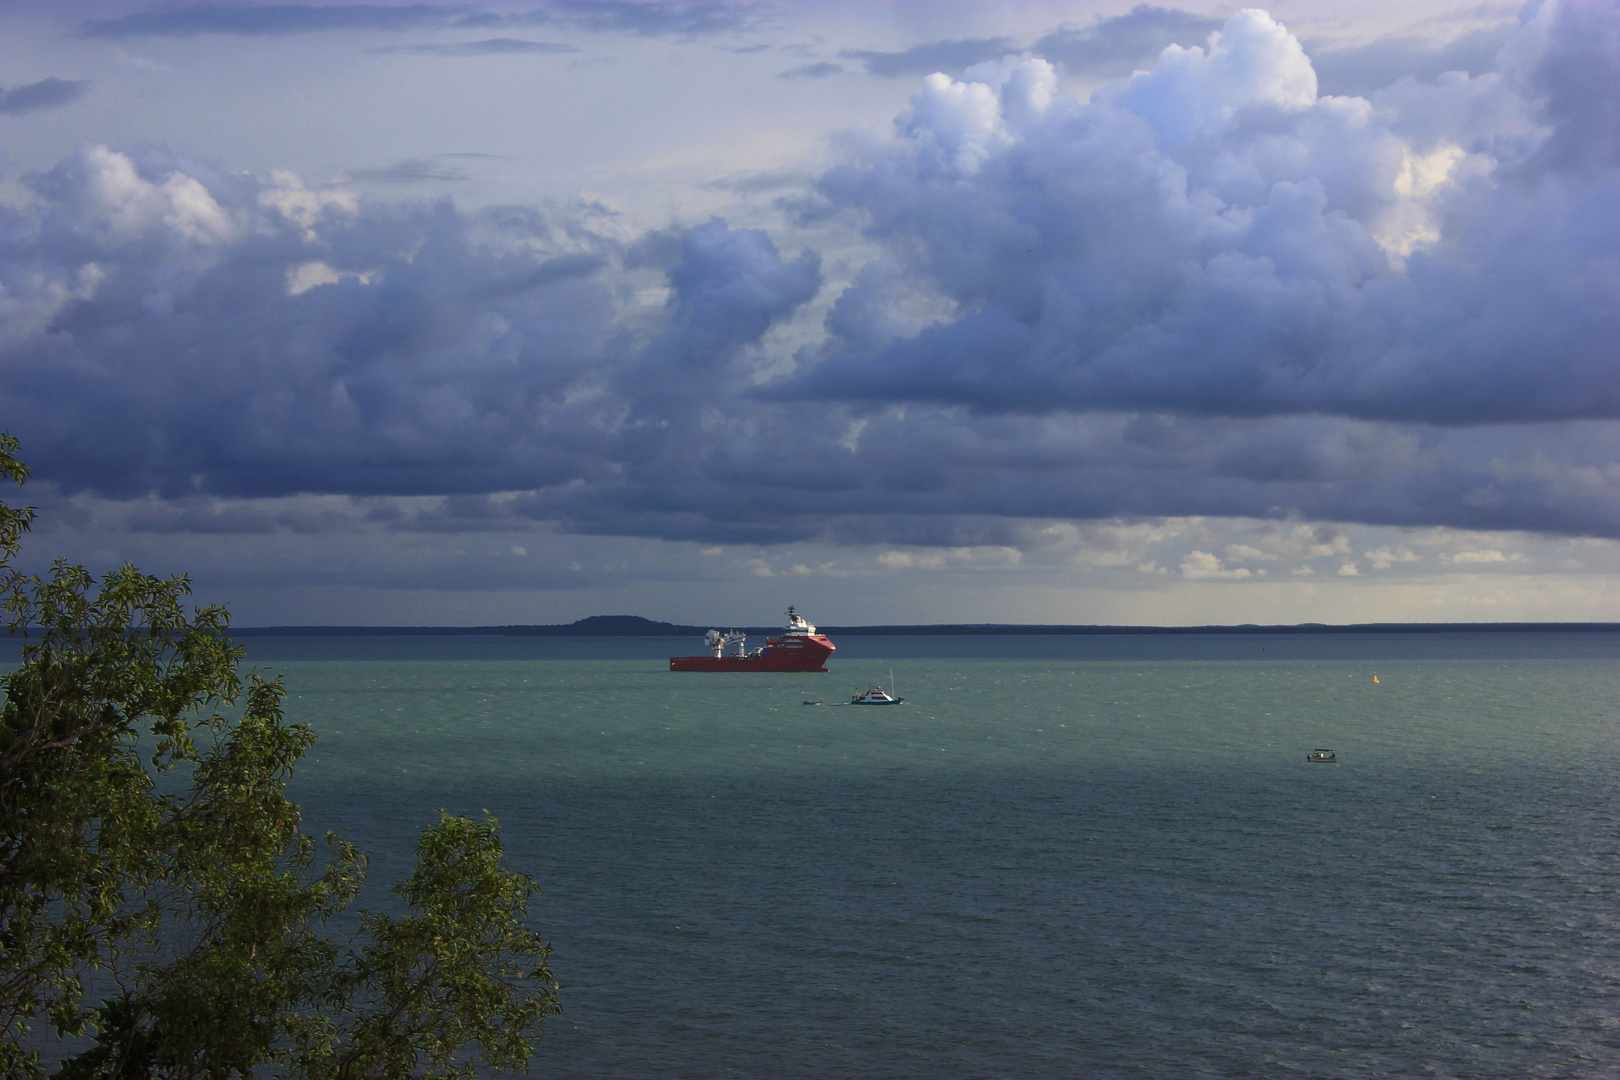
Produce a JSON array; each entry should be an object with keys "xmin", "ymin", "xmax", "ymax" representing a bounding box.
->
[{"xmin": 222, "ymin": 619, "xmax": 1620, "ymax": 637}]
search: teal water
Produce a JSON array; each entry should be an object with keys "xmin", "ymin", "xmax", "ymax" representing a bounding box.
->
[
  {"xmin": 245, "ymin": 633, "xmax": 1620, "ymax": 1078},
  {"xmin": 13, "ymin": 632, "xmax": 1618, "ymax": 1076}
]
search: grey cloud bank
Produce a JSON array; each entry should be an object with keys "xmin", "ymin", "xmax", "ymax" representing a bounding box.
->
[
  {"xmin": 79, "ymin": 3, "xmax": 465, "ymax": 38},
  {"xmin": 845, "ymin": 37, "xmax": 1020, "ymax": 80},
  {"xmin": 368, "ymin": 38, "xmax": 578, "ymax": 56},
  {"xmin": 778, "ymin": 62, "xmax": 843, "ymax": 81},
  {"xmin": 1032, "ymin": 6, "xmax": 1223, "ymax": 79},
  {"xmin": 540, "ymin": 0, "xmax": 756, "ymax": 38},
  {"xmin": 2, "ymin": 1, "xmax": 1619, "ymax": 622},
  {"xmin": 843, "ymin": 6, "xmax": 1223, "ymax": 80},
  {"xmin": 77, "ymin": 0, "xmax": 755, "ymax": 39},
  {"xmin": 0, "ymin": 77, "xmax": 87, "ymax": 115},
  {"xmin": 344, "ymin": 156, "xmax": 476, "ymax": 182},
  {"xmin": 1309, "ymin": 25, "xmax": 1516, "ymax": 98}
]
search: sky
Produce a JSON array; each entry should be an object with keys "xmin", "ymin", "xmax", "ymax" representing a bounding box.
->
[{"xmin": 1, "ymin": 0, "xmax": 1618, "ymax": 628}]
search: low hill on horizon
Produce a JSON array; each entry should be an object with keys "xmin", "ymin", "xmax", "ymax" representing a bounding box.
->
[{"xmin": 225, "ymin": 617, "xmax": 1620, "ymax": 637}]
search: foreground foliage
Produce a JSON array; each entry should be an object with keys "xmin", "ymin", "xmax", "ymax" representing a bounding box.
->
[{"xmin": 0, "ymin": 434, "xmax": 558, "ymax": 1078}]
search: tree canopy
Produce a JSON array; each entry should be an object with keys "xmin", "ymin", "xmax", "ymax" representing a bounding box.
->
[{"xmin": 0, "ymin": 433, "xmax": 559, "ymax": 1079}]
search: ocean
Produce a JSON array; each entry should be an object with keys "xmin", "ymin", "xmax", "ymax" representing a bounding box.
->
[
  {"xmin": 21, "ymin": 631, "xmax": 1620, "ymax": 1076},
  {"xmin": 225, "ymin": 631, "xmax": 1619, "ymax": 1079}
]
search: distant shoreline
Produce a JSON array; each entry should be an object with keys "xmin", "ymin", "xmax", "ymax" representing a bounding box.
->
[{"xmin": 224, "ymin": 617, "xmax": 1620, "ymax": 638}]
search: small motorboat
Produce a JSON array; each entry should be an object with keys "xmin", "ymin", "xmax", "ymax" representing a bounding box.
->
[
  {"xmin": 1307, "ymin": 748, "xmax": 1337, "ymax": 763},
  {"xmin": 850, "ymin": 671, "xmax": 903, "ymax": 705}
]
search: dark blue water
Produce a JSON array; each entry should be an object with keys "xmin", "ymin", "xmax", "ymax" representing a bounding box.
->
[{"xmin": 237, "ymin": 633, "xmax": 1620, "ymax": 1078}]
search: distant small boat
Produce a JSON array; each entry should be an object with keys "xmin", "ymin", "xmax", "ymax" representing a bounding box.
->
[
  {"xmin": 850, "ymin": 670, "xmax": 903, "ymax": 705},
  {"xmin": 1307, "ymin": 749, "xmax": 1337, "ymax": 763}
]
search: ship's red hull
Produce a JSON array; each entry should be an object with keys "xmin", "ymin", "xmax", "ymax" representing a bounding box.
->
[{"xmin": 670, "ymin": 635, "xmax": 835, "ymax": 672}]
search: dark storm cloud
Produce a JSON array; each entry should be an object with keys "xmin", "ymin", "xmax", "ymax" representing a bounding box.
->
[
  {"xmin": 123, "ymin": 498, "xmax": 367, "ymax": 534},
  {"xmin": 1, "ymin": 148, "xmax": 623, "ymax": 500},
  {"xmin": 368, "ymin": 37, "xmax": 578, "ymax": 56},
  {"xmin": 613, "ymin": 219, "xmax": 820, "ymax": 414},
  {"xmin": 0, "ymin": 150, "xmax": 814, "ymax": 519},
  {"xmin": 0, "ymin": 77, "xmax": 88, "ymax": 115},
  {"xmin": 9, "ymin": 3, "xmax": 1620, "ymax": 549},
  {"xmin": 1521, "ymin": 0, "xmax": 1620, "ymax": 174},
  {"xmin": 494, "ymin": 413, "xmax": 1620, "ymax": 545}
]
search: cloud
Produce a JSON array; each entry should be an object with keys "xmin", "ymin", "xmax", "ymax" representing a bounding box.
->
[
  {"xmin": 369, "ymin": 38, "xmax": 578, "ymax": 56},
  {"xmin": 1032, "ymin": 5, "xmax": 1223, "ymax": 79},
  {"xmin": 1, "ymin": 144, "xmax": 623, "ymax": 501},
  {"xmin": 845, "ymin": 7, "xmax": 1221, "ymax": 80},
  {"xmin": 0, "ymin": 77, "xmax": 88, "ymax": 115},
  {"xmin": 1519, "ymin": 0, "xmax": 1620, "ymax": 175},
  {"xmin": 1224, "ymin": 543, "xmax": 1271, "ymax": 561},
  {"xmin": 540, "ymin": 0, "xmax": 758, "ymax": 38},
  {"xmin": 1179, "ymin": 550, "xmax": 1252, "ymax": 579},
  {"xmin": 790, "ymin": 7, "xmax": 1620, "ymax": 432},
  {"xmin": 7, "ymin": 3, "xmax": 1620, "ymax": 558},
  {"xmin": 80, "ymin": 1, "xmax": 756, "ymax": 40},
  {"xmin": 778, "ymin": 62, "xmax": 843, "ymax": 80},
  {"xmin": 1247, "ymin": 525, "xmax": 1350, "ymax": 560},
  {"xmin": 1365, "ymin": 545, "xmax": 1419, "ymax": 570},
  {"xmin": 1451, "ymin": 548, "xmax": 1508, "ymax": 563},
  {"xmin": 844, "ymin": 37, "xmax": 1018, "ymax": 79},
  {"xmin": 1309, "ymin": 24, "xmax": 1515, "ymax": 98},
  {"xmin": 122, "ymin": 495, "xmax": 370, "ymax": 535},
  {"xmin": 612, "ymin": 218, "xmax": 821, "ymax": 412},
  {"xmin": 702, "ymin": 167, "xmax": 815, "ymax": 194},
  {"xmin": 871, "ymin": 546, "xmax": 1018, "ymax": 572},
  {"xmin": 345, "ymin": 157, "xmax": 474, "ymax": 183},
  {"xmin": 80, "ymin": 3, "xmax": 462, "ymax": 38}
]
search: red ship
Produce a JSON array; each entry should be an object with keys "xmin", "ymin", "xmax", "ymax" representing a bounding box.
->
[{"xmin": 669, "ymin": 607, "xmax": 835, "ymax": 672}]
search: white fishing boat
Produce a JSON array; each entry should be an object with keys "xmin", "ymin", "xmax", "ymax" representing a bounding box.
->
[{"xmin": 850, "ymin": 671, "xmax": 903, "ymax": 705}]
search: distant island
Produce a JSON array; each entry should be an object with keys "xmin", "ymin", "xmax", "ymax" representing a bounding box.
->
[{"xmin": 228, "ymin": 616, "xmax": 1620, "ymax": 637}]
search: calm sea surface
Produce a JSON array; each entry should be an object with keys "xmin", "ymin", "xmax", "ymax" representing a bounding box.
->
[{"xmin": 55, "ymin": 633, "xmax": 1620, "ymax": 1076}]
